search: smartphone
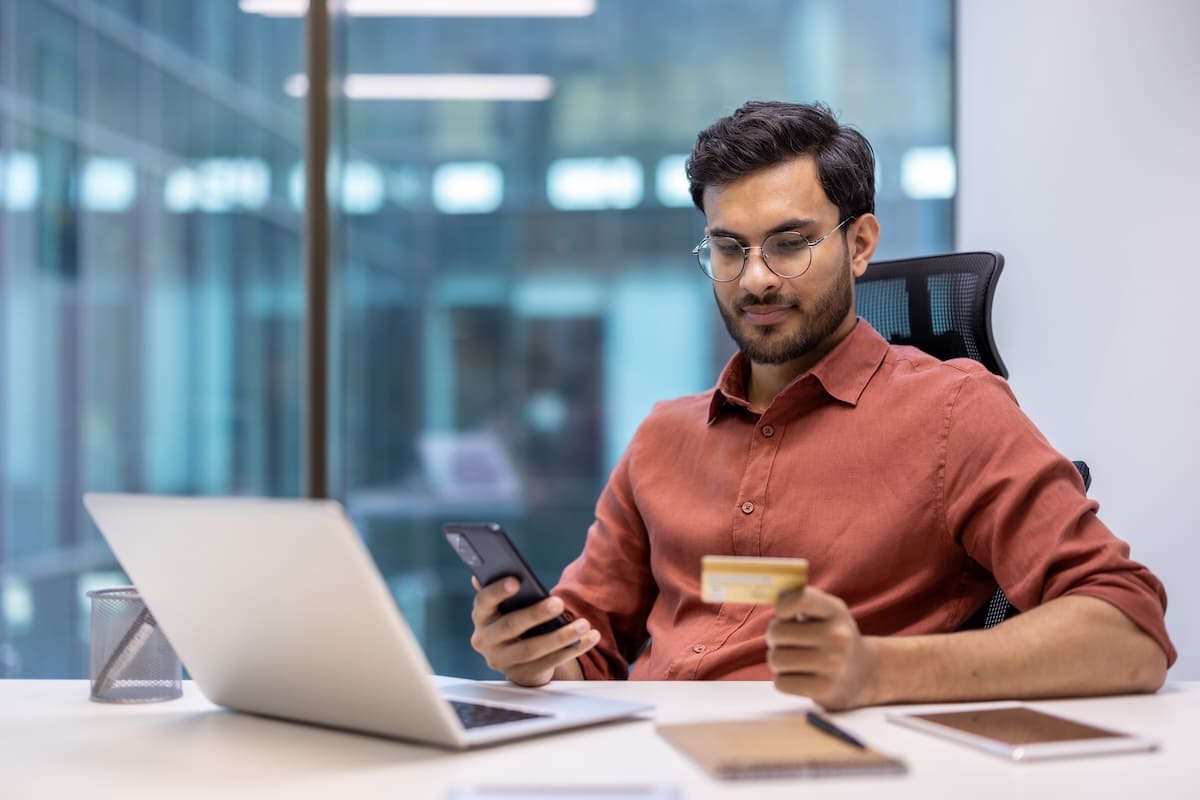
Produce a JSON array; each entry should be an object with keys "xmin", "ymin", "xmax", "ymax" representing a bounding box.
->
[
  {"xmin": 442, "ymin": 522, "xmax": 568, "ymax": 638},
  {"xmin": 886, "ymin": 703, "xmax": 1159, "ymax": 761}
]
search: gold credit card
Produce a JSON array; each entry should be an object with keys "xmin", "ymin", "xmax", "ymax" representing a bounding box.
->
[{"xmin": 700, "ymin": 555, "xmax": 809, "ymax": 604}]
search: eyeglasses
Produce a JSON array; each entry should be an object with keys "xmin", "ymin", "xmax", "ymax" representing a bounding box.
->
[{"xmin": 692, "ymin": 217, "xmax": 855, "ymax": 282}]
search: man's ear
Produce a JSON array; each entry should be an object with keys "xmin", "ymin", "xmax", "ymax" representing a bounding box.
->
[{"xmin": 848, "ymin": 214, "xmax": 880, "ymax": 278}]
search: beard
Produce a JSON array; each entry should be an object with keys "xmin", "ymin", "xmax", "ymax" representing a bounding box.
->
[{"xmin": 716, "ymin": 248, "xmax": 854, "ymax": 365}]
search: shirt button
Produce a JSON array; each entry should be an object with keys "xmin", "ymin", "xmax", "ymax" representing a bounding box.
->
[
  {"xmin": 761, "ymin": 425, "xmax": 775, "ymax": 438},
  {"xmin": 741, "ymin": 501, "xmax": 755, "ymax": 514},
  {"xmin": 693, "ymin": 644, "xmax": 706, "ymax": 653}
]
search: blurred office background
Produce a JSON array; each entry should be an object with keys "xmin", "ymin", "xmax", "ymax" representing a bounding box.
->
[{"xmin": 0, "ymin": 0, "xmax": 956, "ymax": 679}]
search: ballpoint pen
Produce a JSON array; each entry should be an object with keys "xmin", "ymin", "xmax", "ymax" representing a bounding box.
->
[{"xmin": 805, "ymin": 711, "xmax": 867, "ymax": 749}]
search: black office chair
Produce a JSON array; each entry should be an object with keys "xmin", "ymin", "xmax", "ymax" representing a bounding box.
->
[
  {"xmin": 855, "ymin": 251, "xmax": 1009, "ymax": 377},
  {"xmin": 855, "ymin": 251, "xmax": 1090, "ymax": 629}
]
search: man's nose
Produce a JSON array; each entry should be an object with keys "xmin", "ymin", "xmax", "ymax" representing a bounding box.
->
[{"xmin": 739, "ymin": 246, "xmax": 779, "ymax": 295}]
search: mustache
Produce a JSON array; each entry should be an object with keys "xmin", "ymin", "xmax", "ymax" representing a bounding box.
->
[{"xmin": 733, "ymin": 290, "xmax": 799, "ymax": 311}]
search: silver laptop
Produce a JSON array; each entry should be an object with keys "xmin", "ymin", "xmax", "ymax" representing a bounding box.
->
[{"xmin": 82, "ymin": 492, "xmax": 650, "ymax": 749}]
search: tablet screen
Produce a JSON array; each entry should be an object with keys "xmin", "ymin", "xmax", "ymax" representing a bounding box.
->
[{"xmin": 907, "ymin": 707, "xmax": 1123, "ymax": 745}]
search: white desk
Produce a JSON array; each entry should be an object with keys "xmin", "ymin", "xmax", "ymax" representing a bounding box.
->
[{"xmin": 2, "ymin": 680, "xmax": 1196, "ymax": 799}]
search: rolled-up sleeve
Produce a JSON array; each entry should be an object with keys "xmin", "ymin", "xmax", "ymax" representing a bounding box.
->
[
  {"xmin": 943, "ymin": 370, "xmax": 1176, "ymax": 665},
  {"xmin": 553, "ymin": 446, "xmax": 657, "ymax": 680}
]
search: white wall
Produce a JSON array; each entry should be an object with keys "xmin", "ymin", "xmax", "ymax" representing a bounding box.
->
[{"xmin": 957, "ymin": 0, "xmax": 1200, "ymax": 677}]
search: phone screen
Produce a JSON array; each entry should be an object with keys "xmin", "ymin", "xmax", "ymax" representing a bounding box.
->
[{"xmin": 442, "ymin": 522, "xmax": 568, "ymax": 638}]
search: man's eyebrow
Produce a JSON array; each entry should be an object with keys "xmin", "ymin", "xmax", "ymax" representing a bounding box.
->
[{"xmin": 708, "ymin": 218, "xmax": 819, "ymax": 241}]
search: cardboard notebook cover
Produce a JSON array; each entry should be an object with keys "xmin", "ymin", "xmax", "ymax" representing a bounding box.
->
[{"xmin": 656, "ymin": 716, "xmax": 907, "ymax": 779}]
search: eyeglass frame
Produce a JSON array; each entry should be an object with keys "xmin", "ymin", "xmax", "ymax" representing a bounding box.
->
[{"xmin": 692, "ymin": 216, "xmax": 857, "ymax": 282}]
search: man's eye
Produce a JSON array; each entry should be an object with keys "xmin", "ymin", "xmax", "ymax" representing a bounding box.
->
[
  {"xmin": 713, "ymin": 240, "xmax": 743, "ymax": 257},
  {"xmin": 772, "ymin": 236, "xmax": 808, "ymax": 253}
]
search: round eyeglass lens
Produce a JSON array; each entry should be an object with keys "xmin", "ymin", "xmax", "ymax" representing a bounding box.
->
[
  {"xmin": 761, "ymin": 231, "xmax": 813, "ymax": 277},
  {"xmin": 697, "ymin": 237, "xmax": 744, "ymax": 281}
]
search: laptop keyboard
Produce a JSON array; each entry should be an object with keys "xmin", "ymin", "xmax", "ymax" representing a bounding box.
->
[{"xmin": 449, "ymin": 699, "xmax": 550, "ymax": 729}]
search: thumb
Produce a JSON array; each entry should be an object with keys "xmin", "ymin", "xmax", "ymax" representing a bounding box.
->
[{"xmin": 774, "ymin": 586, "xmax": 806, "ymax": 619}]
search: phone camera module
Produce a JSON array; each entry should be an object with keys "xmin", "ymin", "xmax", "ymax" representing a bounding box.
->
[{"xmin": 448, "ymin": 532, "xmax": 483, "ymax": 568}]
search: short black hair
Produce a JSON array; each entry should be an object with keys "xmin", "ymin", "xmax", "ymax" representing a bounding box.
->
[{"xmin": 686, "ymin": 100, "xmax": 875, "ymax": 219}]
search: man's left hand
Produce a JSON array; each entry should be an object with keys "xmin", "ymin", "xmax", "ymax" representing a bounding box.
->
[{"xmin": 766, "ymin": 586, "xmax": 879, "ymax": 710}]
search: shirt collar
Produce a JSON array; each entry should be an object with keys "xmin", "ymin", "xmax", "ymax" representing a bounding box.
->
[{"xmin": 707, "ymin": 319, "xmax": 890, "ymax": 423}]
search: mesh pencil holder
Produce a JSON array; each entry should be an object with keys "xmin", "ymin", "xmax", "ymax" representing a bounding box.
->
[{"xmin": 86, "ymin": 587, "xmax": 182, "ymax": 703}]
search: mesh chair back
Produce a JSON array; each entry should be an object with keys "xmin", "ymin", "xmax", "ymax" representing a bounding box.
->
[
  {"xmin": 857, "ymin": 251, "xmax": 1018, "ymax": 629},
  {"xmin": 855, "ymin": 251, "xmax": 1008, "ymax": 378},
  {"xmin": 856, "ymin": 251, "xmax": 1093, "ymax": 630}
]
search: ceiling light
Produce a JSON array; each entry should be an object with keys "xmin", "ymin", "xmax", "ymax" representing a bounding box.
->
[
  {"xmin": 900, "ymin": 146, "xmax": 957, "ymax": 200},
  {"xmin": 433, "ymin": 162, "xmax": 504, "ymax": 214},
  {"xmin": 285, "ymin": 73, "xmax": 554, "ymax": 101},
  {"xmin": 547, "ymin": 157, "xmax": 643, "ymax": 210},
  {"xmin": 240, "ymin": 0, "xmax": 595, "ymax": 17},
  {"xmin": 80, "ymin": 158, "xmax": 138, "ymax": 213}
]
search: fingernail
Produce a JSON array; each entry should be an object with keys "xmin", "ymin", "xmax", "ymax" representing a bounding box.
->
[
  {"xmin": 548, "ymin": 597, "xmax": 564, "ymax": 613},
  {"xmin": 586, "ymin": 630, "xmax": 600, "ymax": 643},
  {"xmin": 505, "ymin": 578, "xmax": 518, "ymax": 592}
]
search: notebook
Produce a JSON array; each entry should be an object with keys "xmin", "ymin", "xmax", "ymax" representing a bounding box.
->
[
  {"xmin": 656, "ymin": 715, "xmax": 907, "ymax": 779},
  {"xmin": 82, "ymin": 492, "xmax": 651, "ymax": 749}
]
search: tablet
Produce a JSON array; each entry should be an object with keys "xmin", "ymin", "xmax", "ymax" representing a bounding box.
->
[{"xmin": 886, "ymin": 703, "xmax": 1159, "ymax": 761}]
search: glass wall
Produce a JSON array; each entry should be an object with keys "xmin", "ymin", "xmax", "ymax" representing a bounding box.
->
[
  {"xmin": 0, "ymin": 0, "xmax": 954, "ymax": 679},
  {"xmin": 329, "ymin": 0, "xmax": 955, "ymax": 677},
  {"xmin": 0, "ymin": 0, "xmax": 303, "ymax": 677}
]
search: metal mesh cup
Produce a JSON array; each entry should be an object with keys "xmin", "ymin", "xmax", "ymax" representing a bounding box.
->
[{"xmin": 86, "ymin": 587, "xmax": 182, "ymax": 703}]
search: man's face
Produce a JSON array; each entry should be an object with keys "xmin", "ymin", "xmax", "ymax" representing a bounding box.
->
[{"xmin": 703, "ymin": 156, "xmax": 864, "ymax": 366}]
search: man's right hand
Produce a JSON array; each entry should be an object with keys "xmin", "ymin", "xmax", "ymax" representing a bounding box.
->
[{"xmin": 469, "ymin": 577, "xmax": 601, "ymax": 686}]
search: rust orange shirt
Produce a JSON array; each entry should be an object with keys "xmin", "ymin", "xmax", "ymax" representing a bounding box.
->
[{"xmin": 553, "ymin": 320, "xmax": 1175, "ymax": 680}]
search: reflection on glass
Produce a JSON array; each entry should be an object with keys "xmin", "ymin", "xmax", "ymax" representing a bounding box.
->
[
  {"xmin": 0, "ymin": 0, "xmax": 954, "ymax": 680},
  {"xmin": 332, "ymin": 0, "xmax": 956, "ymax": 677},
  {"xmin": 0, "ymin": 0, "xmax": 303, "ymax": 677}
]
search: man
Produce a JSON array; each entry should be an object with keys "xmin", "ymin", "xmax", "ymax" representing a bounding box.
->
[{"xmin": 469, "ymin": 101, "xmax": 1174, "ymax": 710}]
